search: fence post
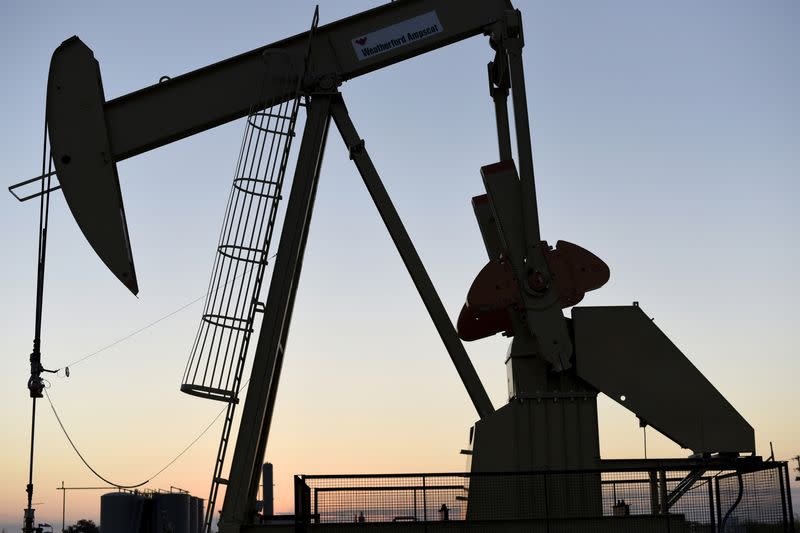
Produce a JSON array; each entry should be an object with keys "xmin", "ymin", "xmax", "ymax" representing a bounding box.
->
[
  {"xmin": 659, "ymin": 469, "xmax": 668, "ymax": 515},
  {"xmin": 313, "ymin": 488, "xmax": 319, "ymax": 525},
  {"xmin": 778, "ymin": 464, "xmax": 789, "ymax": 532},
  {"xmin": 659, "ymin": 469, "xmax": 670, "ymax": 532},
  {"xmin": 649, "ymin": 470, "xmax": 659, "ymax": 515},
  {"xmin": 707, "ymin": 478, "xmax": 716, "ymax": 532},
  {"xmin": 422, "ymin": 475, "xmax": 427, "ymax": 522},
  {"xmin": 714, "ymin": 476, "xmax": 722, "ymax": 533},
  {"xmin": 544, "ymin": 471, "xmax": 550, "ymax": 533},
  {"xmin": 294, "ymin": 475, "xmax": 310, "ymax": 532}
]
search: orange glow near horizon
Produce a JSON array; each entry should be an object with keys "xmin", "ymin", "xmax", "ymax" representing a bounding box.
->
[{"xmin": 2, "ymin": 0, "xmax": 799, "ymax": 530}]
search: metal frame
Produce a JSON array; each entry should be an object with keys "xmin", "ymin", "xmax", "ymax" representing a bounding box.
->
[
  {"xmin": 8, "ymin": 171, "xmax": 60, "ymax": 202},
  {"xmin": 19, "ymin": 6, "xmax": 523, "ymax": 533},
  {"xmin": 218, "ymin": 91, "xmax": 333, "ymax": 533},
  {"xmin": 16, "ymin": 2, "xmax": 768, "ymax": 533},
  {"xmin": 221, "ymin": 87, "xmax": 500, "ymax": 532}
]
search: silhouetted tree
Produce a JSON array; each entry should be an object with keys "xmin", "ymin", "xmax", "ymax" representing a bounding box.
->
[{"xmin": 64, "ymin": 519, "xmax": 99, "ymax": 533}]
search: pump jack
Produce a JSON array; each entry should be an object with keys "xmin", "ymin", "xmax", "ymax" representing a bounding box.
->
[{"xmin": 16, "ymin": 1, "xmax": 760, "ymax": 531}]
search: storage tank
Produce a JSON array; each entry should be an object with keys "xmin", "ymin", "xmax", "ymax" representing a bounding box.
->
[
  {"xmin": 141, "ymin": 497, "xmax": 154, "ymax": 533},
  {"xmin": 153, "ymin": 492, "xmax": 190, "ymax": 533},
  {"xmin": 101, "ymin": 492, "xmax": 144, "ymax": 533},
  {"xmin": 189, "ymin": 497, "xmax": 199, "ymax": 533},
  {"xmin": 196, "ymin": 498, "xmax": 205, "ymax": 533}
]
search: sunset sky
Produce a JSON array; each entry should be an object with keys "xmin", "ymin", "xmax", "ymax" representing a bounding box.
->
[{"xmin": 1, "ymin": 1, "xmax": 798, "ymax": 530}]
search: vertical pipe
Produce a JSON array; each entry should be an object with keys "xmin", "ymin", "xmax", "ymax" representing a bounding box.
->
[
  {"xmin": 643, "ymin": 426, "xmax": 648, "ymax": 459},
  {"xmin": 659, "ymin": 470, "xmax": 668, "ymax": 515},
  {"xmin": 25, "ymin": 123, "xmax": 54, "ymax": 533},
  {"xmin": 25, "ymin": 399, "xmax": 38, "ymax": 533},
  {"xmin": 61, "ymin": 481, "xmax": 65, "ymax": 533},
  {"xmin": 707, "ymin": 479, "xmax": 716, "ymax": 532},
  {"xmin": 778, "ymin": 464, "xmax": 789, "ymax": 532},
  {"xmin": 261, "ymin": 463, "xmax": 273, "ymax": 517}
]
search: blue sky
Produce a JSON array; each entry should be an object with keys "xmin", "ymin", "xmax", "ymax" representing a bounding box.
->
[{"xmin": 1, "ymin": 0, "xmax": 798, "ymax": 529}]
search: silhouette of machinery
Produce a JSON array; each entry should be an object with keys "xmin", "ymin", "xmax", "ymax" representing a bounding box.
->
[{"xmin": 35, "ymin": 1, "xmax": 755, "ymax": 531}]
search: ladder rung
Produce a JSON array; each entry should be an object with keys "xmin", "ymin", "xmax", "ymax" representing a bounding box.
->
[
  {"xmin": 217, "ymin": 243, "xmax": 267, "ymax": 265},
  {"xmin": 248, "ymin": 111, "xmax": 292, "ymax": 121},
  {"xmin": 202, "ymin": 313, "xmax": 253, "ymax": 332},
  {"xmin": 232, "ymin": 178, "xmax": 284, "ymax": 199},
  {"xmin": 233, "ymin": 177, "xmax": 281, "ymax": 187},
  {"xmin": 247, "ymin": 123, "xmax": 295, "ymax": 137},
  {"xmin": 214, "ymin": 477, "xmax": 229, "ymax": 485},
  {"xmin": 233, "ymin": 189, "xmax": 281, "ymax": 200}
]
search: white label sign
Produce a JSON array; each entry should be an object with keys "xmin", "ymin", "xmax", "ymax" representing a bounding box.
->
[{"xmin": 351, "ymin": 11, "xmax": 443, "ymax": 61}]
